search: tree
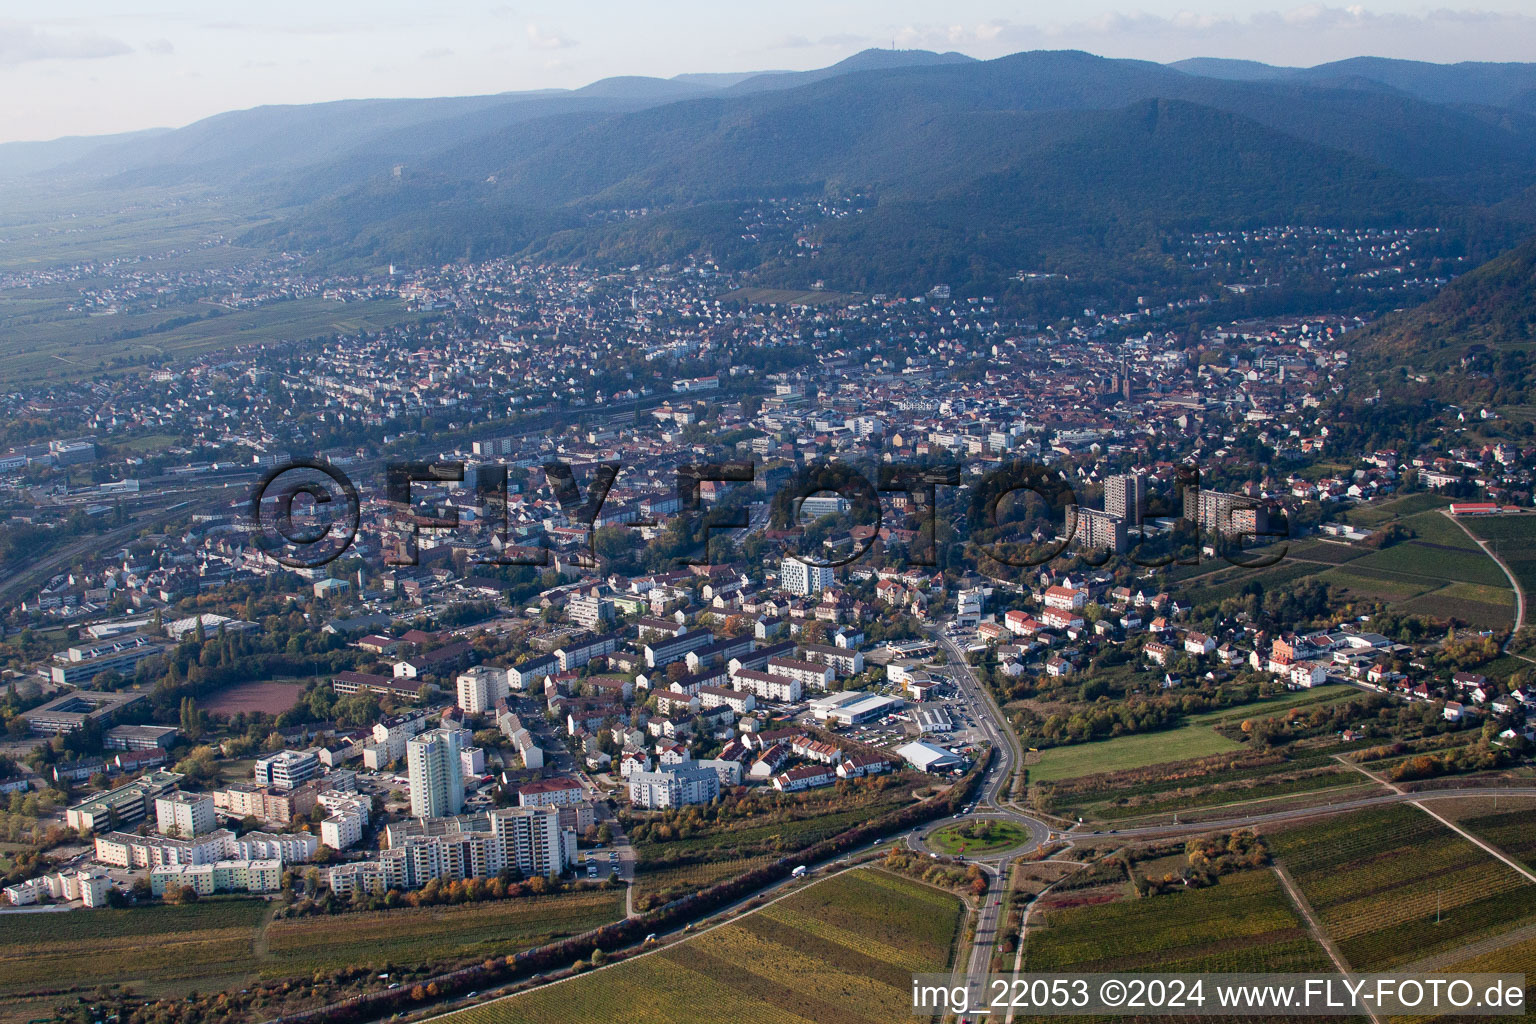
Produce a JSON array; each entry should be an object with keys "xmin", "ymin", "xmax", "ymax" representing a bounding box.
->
[{"xmin": 179, "ymin": 697, "xmax": 204, "ymax": 741}]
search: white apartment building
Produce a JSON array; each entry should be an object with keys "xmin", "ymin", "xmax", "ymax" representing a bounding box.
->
[
  {"xmin": 407, "ymin": 729, "xmax": 465, "ymax": 819},
  {"xmin": 627, "ymin": 763, "xmax": 720, "ymax": 809},
  {"xmin": 151, "ymin": 858, "xmax": 282, "ymax": 896},
  {"xmin": 766, "ymin": 656, "xmax": 833, "ymax": 691},
  {"xmin": 364, "ymin": 712, "xmax": 430, "ymax": 769},
  {"xmin": 729, "ymin": 667, "xmax": 802, "ymax": 702},
  {"xmin": 94, "ymin": 828, "xmax": 236, "ymax": 869},
  {"xmin": 318, "ymin": 792, "xmax": 371, "ymax": 850},
  {"xmin": 1104, "ymin": 473, "xmax": 1146, "ymax": 527},
  {"xmin": 155, "ymin": 791, "xmax": 215, "ymax": 838},
  {"xmin": 253, "ymin": 749, "xmax": 320, "ymax": 791},
  {"xmin": 327, "ymin": 806, "xmax": 571, "ymax": 894},
  {"xmin": 780, "ymin": 557, "xmax": 834, "ymax": 596},
  {"xmin": 698, "ymin": 685, "xmax": 756, "ymax": 715},
  {"xmin": 455, "ymin": 665, "xmax": 508, "ymax": 715}
]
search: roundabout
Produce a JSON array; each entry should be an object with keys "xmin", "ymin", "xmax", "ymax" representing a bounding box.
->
[{"xmin": 925, "ymin": 818, "xmax": 1034, "ymax": 856}]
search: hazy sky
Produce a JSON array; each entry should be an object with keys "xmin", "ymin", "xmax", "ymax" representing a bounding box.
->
[{"xmin": 5, "ymin": 2, "xmax": 1536, "ymax": 144}]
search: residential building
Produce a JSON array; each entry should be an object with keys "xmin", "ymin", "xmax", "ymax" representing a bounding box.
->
[
  {"xmin": 253, "ymin": 749, "xmax": 320, "ymax": 791},
  {"xmin": 456, "ymin": 665, "xmax": 508, "ymax": 715},
  {"xmin": 407, "ymin": 729, "xmax": 465, "ymax": 818},
  {"xmin": 155, "ymin": 792, "xmax": 215, "ymax": 837},
  {"xmin": 627, "ymin": 763, "xmax": 721, "ymax": 809},
  {"xmin": 780, "ymin": 557, "xmax": 834, "ymax": 596},
  {"xmin": 1104, "ymin": 473, "xmax": 1146, "ymax": 527}
]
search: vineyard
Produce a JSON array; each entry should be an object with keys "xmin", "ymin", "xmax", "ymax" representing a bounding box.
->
[
  {"xmin": 630, "ymin": 786, "xmax": 921, "ymax": 864},
  {"xmin": 261, "ymin": 890, "xmax": 626, "ymax": 978},
  {"xmin": 1462, "ymin": 809, "xmax": 1536, "ymax": 871},
  {"xmin": 1465, "ymin": 514, "xmax": 1536, "ymax": 599},
  {"xmin": 1036, "ymin": 738, "xmax": 1374, "ymax": 821},
  {"xmin": 0, "ymin": 898, "xmax": 270, "ymax": 1024},
  {"xmin": 1268, "ymin": 805, "xmax": 1536, "ymax": 970},
  {"xmin": 1395, "ymin": 934, "xmax": 1536, "ymax": 1024},
  {"xmin": 631, "ymin": 855, "xmax": 777, "ymax": 908},
  {"xmin": 1025, "ymin": 869, "xmax": 1333, "ymax": 975},
  {"xmin": 438, "ymin": 869, "xmax": 962, "ymax": 1024}
]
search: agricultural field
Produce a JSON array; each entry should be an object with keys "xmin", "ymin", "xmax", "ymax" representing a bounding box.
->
[
  {"xmin": 1268, "ymin": 804, "xmax": 1536, "ymax": 970},
  {"xmin": 0, "ymin": 898, "xmax": 271, "ymax": 1024},
  {"xmin": 1025, "ymin": 868, "xmax": 1336, "ymax": 974},
  {"xmin": 630, "ymin": 779, "xmax": 924, "ymax": 864},
  {"xmin": 1458, "ymin": 808, "xmax": 1536, "ymax": 872},
  {"xmin": 442, "ymin": 869, "xmax": 962, "ymax": 1024},
  {"xmin": 0, "ymin": 293, "xmax": 426, "ymax": 387},
  {"xmin": 0, "ymin": 890, "xmax": 627, "ymax": 1024},
  {"xmin": 1397, "ymin": 934, "xmax": 1536, "ymax": 1024},
  {"xmin": 1180, "ymin": 501, "xmax": 1514, "ymax": 628},
  {"xmin": 1344, "ymin": 493, "xmax": 1450, "ymax": 528},
  {"xmin": 260, "ymin": 890, "xmax": 625, "ymax": 978},
  {"xmin": 1034, "ymin": 727, "xmax": 1386, "ymax": 823},
  {"xmin": 1028, "ymin": 710, "xmax": 1246, "ymax": 784},
  {"xmin": 1465, "ymin": 513, "xmax": 1536, "ymax": 601},
  {"xmin": 631, "ymin": 855, "xmax": 777, "ymax": 908},
  {"xmin": 716, "ymin": 287, "xmax": 855, "ymax": 307}
]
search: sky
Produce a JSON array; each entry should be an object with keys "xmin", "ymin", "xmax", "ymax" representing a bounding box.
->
[{"xmin": 4, "ymin": 2, "xmax": 1536, "ymax": 144}]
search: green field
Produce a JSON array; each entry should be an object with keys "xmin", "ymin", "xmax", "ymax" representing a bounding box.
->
[
  {"xmin": 1029, "ymin": 711, "xmax": 1246, "ymax": 784},
  {"xmin": 1461, "ymin": 809, "xmax": 1536, "ymax": 872},
  {"xmin": 443, "ymin": 869, "xmax": 962, "ymax": 1024},
  {"xmin": 1344, "ymin": 493, "xmax": 1450, "ymax": 528},
  {"xmin": 1466, "ymin": 514, "xmax": 1536, "ymax": 603},
  {"xmin": 631, "ymin": 781, "xmax": 922, "ymax": 864},
  {"xmin": 0, "ymin": 295, "xmax": 427, "ymax": 386},
  {"xmin": 716, "ymin": 287, "xmax": 856, "ymax": 306},
  {"xmin": 1269, "ymin": 804, "xmax": 1536, "ymax": 970},
  {"xmin": 1419, "ymin": 934, "xmax": 1536, "ymax": 1024},
  {"xmin": 1182, "ymin": 503, "xmax": 1514, "ymax": 628},
  {"xmin": 631, "ymin": 855, "xmax": 777, "ymax": 908}
]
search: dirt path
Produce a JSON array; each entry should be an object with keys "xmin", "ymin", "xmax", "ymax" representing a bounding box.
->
[
  {"xmin": 1410, "ymin": 800, "xmax": 1536, "ymax": 885},
  {"xmin": 251, "ymin": 899, "xmax": 279, "ymax": 962},
  {"xmin": 1334, "ymin": 755, "xmax": 1536, "ymax": 883},
  {"xmin": 1273, "ymin": 864, "xmax": 1385, "ymax": 1024}
]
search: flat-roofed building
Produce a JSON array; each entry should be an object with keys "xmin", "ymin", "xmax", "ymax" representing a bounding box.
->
[
  {"xmin": 49, "ymin": 636, "xmax": 168, "ymax": 686},
  {"xmin": 156, "ymin": 792, "xmax": 216, "ymax": 837},
  {"xmin": 253, "ymin": 749, "xmax": 320, "ymax": 791},
  {"xmin": 65, "ymin": 770, "xmax": 182, "ymax": 832},
  {"xmin": 103, "ymin": 724, "xmax": 179, "ymax": 751},
  {"xmin": 21, "ymin": 690, "xmax": 147, "ymax": 735}
]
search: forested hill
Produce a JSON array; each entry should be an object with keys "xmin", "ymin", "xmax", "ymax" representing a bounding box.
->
[
  {"xmin": 1357, "ymin": 233, "xmax": 1536, "ymax": 407},
  {"xmin": 234, "ymin": 50, "xmax": 1536, "ymax": 291},
  {"xmin": 12, "ymin": 49, "xmax": 1536, "ymax": 298}
]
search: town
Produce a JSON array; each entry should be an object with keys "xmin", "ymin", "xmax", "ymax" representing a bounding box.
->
[{"xmin": 2, "ymin": 232, "xmax": 1535, "ymax": 1024}]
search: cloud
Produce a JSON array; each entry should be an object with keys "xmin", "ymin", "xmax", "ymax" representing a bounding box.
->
[
  {"xmin": 0, "ymin": 22, "xmax": 132, "ymax": 65},
  {"xmin": 145, "ymin": 38, "xmax": 175, "ymax": 56},
  {"xmin": 526, "ymin": 23, "xmax": 575, "ymax": 51}
]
